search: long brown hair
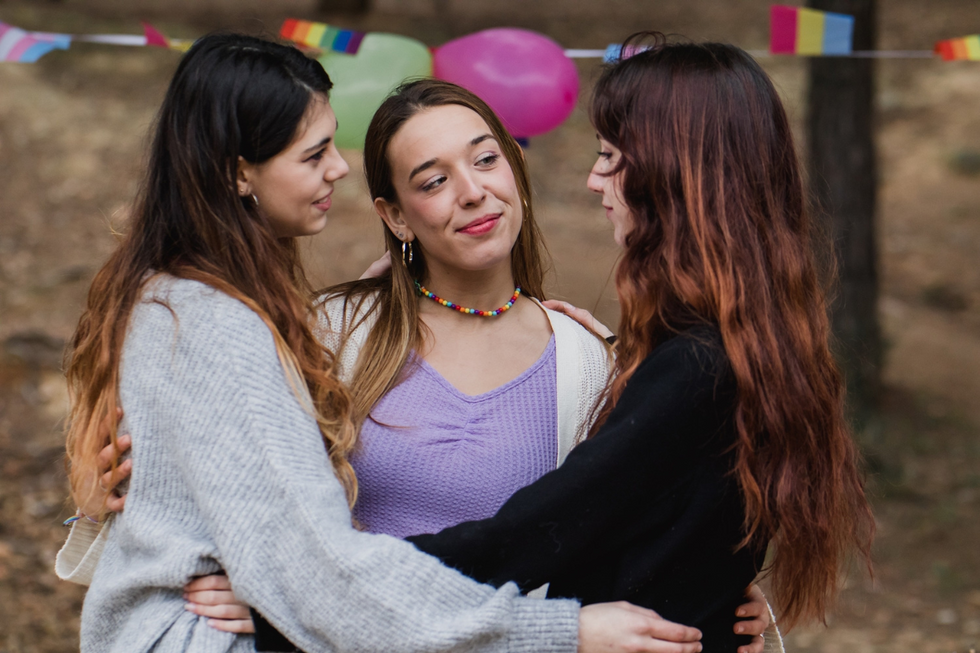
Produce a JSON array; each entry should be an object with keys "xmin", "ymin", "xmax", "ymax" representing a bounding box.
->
[
  {"xmin": 65, "ymin": 34, "xmax": 358, "ymax": 516},
  {"xmin": 325, "ymin": 79, "xmax": 548, "ymax": 427},
  {"xmin": 589, "ymin": 34, "xmax": 874, "ymax": 628}
]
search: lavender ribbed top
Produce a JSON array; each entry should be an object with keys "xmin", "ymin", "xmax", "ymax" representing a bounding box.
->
[{"xmin": 351, "ymin": 336, "xmax": 558, "ymax": 538}]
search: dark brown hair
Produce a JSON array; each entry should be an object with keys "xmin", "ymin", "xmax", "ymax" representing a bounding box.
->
[
  {"xmin": 66, "ymin": 33, "xmax": 358, "ymax": 515},
  {"xmin": 589, "ymin": 33, "xmax": 874, "ymax": 629},
  {"xmin": 325, "ymin": 79, "xmax": 549, "ymax": 427}
]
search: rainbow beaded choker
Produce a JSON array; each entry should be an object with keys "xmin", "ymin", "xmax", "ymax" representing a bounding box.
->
[{"xmin": 415, "ymin": 280, "xmax": 521, "ymax": 317}]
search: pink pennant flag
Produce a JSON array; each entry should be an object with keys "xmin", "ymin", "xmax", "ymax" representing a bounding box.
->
[{"xmin": 142, "ymin": 23, "xmax": 170, "ymax": 48}]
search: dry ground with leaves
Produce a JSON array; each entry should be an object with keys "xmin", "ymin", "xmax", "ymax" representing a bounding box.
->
[{"xmin": 0, "ymin": 1, "xmax": 979, "ymax": 651}]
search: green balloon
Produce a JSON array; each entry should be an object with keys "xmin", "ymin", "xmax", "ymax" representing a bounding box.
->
[{"xmin": 319, "ymin": 33, "xmax": 433, "ymax": 149}]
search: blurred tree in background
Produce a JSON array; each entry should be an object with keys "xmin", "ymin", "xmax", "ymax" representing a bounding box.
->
[
  {"xmin": 806, "ymin": 0, "xmax": 881, "ymax": 434},
  {"xmin": 318, "ymin": 0, "xmax": 370, "ymax": 14}
]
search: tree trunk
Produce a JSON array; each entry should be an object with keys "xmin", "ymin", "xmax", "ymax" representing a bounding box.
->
[
  {"xmin": 806, "ymin": 0, "xmax": 881, "ymax": 429},
  {"xmin": 317, "ymin": 0, "xmax": 371, "ymax": 14}
]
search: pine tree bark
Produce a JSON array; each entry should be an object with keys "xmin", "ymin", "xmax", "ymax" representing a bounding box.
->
[
  {"xmin": 317, "ymin": 0, "xmax": 371, "ymax": 14},
  {"xmin": 806, "ymin": 0, "xmax": 881, "ymax": 428}
]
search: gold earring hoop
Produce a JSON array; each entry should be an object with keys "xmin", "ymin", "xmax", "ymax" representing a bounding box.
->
[
  {"xmin": 521, "ymin": 195, "xmax": 530, "ymax": 222},
  {"xmin": 401, "ymin": 240, "xmax": 414, "ymax": 267},
  {"xmin": 251, "ymin": 193, "xmax": 259, "ymax": 207}
]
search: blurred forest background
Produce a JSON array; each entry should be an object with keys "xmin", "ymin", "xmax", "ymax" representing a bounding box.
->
[{"xmin": 1, "ymin": 0, "xmax": 979, "ymax": 651}]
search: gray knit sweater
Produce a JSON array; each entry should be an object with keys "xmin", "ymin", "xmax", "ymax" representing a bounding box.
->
[{"xmin": 80, "ymin": 276, "xmax": 579, "ymax": 653}]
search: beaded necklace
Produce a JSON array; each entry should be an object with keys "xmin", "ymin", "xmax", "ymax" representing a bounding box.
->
[{"xmin": 415, "ymin": 280, "xmax": 521, "ymax": 317}]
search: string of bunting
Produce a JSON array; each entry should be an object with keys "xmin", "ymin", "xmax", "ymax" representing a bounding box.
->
[
  {"xmin": 1, "ymin": 12, "xmax": 975, "ymax": 64},
  {"xmin": 0, "ymin": 21, "xmax": 191, "ymax": 62},
  {"xmin": 0, "ymin": 7, "xmax": 974, "ymax": 149}
]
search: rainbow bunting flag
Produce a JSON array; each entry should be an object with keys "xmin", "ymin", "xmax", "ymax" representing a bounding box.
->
[
  {"xmin": 0, "ymin": 22, "xmax": 71, "ymax": 62},
  {"xmin": 280, "ymin": 19, "xmax": 365, "ymax": 55},
  {"xmin": 770, "ymin": 5, "xmax": 854, "ymax": 55},
  {"xmin": 935, "ymin": 35, "xmax": 980, "ymax": 61}
]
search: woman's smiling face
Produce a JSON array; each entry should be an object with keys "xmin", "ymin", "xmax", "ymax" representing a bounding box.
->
[
  {"xmin": 376, "ymin": 104, "xmax": 522, "ymax": 277},
  {"xmin": 239, "ymin": 97, "xmax": 349, "ymax": 239}
]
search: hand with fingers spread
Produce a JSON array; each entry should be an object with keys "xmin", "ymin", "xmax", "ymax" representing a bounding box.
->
[
  {"xmin": 183, "ymin": 574, "xmax": 255, "ymax": 634},
  {"xmin": 541, "ymin": 300, "xmax": 615, "ymax": 340},
  {"xmin": 578, "ymin": 602, "xmax": 702, "ymax": 653},
  {"xmin": 735, "ymin": 584, "xmax": 772, "ymax": 653},
  {"xmin": 77, "ymin": 408, "xmax": 132, "ymax": 519}
]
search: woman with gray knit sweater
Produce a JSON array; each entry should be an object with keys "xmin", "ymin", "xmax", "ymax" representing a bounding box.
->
[{"xmin": 61, "ymin": 33, "xmax": 704, "ymax": 653}]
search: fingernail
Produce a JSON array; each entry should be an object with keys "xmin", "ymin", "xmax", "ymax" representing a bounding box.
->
[
  {"xmin": 737, "ymin": 608, "xmax": 746, "ymax": 616},
  {"xmin": 184, "ymin": 603, "xmax": 195, "ymax": 612},
  {"xmin": 735, "ymin": 625, "xmax": 744, "ymax": 634}
]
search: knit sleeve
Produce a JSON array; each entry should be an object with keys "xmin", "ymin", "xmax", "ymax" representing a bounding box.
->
[
  {"xmin": 313, "ymin": 291, "xmax": 378, "ymax": 383},
  {"xmin": 119, "ymin": 281, "xmax": 579, "ymax": 653},
  {"xmin": 54, "ymin": 518, "xmax": 109, "ymax": 586},
  {"xmin": 408, "ymin": 328, "xmax": 734, "ymax": 591}
]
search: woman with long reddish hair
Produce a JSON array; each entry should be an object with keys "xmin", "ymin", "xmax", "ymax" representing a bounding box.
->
[{"xmin": 407, "ymin": 34, "xmax": 875, "ymax": 650}]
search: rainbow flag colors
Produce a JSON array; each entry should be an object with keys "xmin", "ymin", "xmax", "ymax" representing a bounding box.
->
[
  {"xmin": 0, "ymin": 22, "xmax": 70, "ymax": 62},
  {"xmin": 280, "ymin": 19, "xmax": 365, "ymax": 55},
  {"xmin": 935, "ymin": 35, "xmax": 980, "ymax": 61},
  {"xmin": 770, "ymin": 5, "xmax": 854, "ymax": 56}
]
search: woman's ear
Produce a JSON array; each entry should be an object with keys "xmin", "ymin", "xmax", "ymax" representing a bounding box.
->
[
  {"xmin": 375, "ymin": 197, "xmax": 414, "ymax": 242},
  {"xmin": 236, "ymin": 156, "xmax": 253, "ymax": 198}
]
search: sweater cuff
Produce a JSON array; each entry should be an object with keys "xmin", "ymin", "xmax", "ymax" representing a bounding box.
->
[
  {"xmin": 55, "ymin": 517, "xmax": 108, "ymax": 586},
  {"xmin": 507, "ymin": 597, "xmax": 579, "ymax": 653}
]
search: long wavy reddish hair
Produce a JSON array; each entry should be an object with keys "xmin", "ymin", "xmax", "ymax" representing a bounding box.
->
[
  {"xmin": 589, "ymin": 34, "xmax": 874, "ymax": 629},
  {"xmin": 65, "ymin": 34, "xmax": 358, "ymax": 516}
]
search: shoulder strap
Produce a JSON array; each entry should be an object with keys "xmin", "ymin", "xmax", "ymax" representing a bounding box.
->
[{"xmin": 530, "ymin": 298, "xmax": 583, "ymax": 467}]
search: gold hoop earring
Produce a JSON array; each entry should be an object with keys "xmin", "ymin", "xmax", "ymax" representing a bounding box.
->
[
  {"xmin": 251, "ymin": 193, "xmax": 259, "ymax": 207},
  {"xmin": 521, "ymin": 195, "xmax": 530, "ymax": 222},
  {"xmin": 401, "ymin": 240, "xmax": 414, "ymax": 267}
]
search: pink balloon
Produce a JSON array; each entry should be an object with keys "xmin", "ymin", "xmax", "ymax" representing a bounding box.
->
[{"xmin": 434, "ymin": 28, "xmax": 579, "ymax": 139}]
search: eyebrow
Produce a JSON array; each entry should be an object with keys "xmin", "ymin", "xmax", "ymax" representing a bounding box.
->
[
  {"xmin": 407, "ymin": 133, "xmax": 497, "ymax": 182},
  {"xmin": 303, "ymin": 137, "xmax": 332, "ymax": 155},
  {"xmin": 303, "ymin": 121, "xmax": 340, "ymax": 154}
]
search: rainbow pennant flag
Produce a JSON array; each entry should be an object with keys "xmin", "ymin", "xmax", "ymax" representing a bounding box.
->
[
  {"xmin": 935, "ymin": 35, "xmax": 980, "ymax": 61},
  {"xmin": 770, "ymin": 5, "xmax": 854, "ymax": 55},
  {"xmin": 0, "ymin": 22, "xmax": 71, "ymax": 62},
  {"xmin": 280, "ymin": 19, "xmax": 365, "ymax": 55}
]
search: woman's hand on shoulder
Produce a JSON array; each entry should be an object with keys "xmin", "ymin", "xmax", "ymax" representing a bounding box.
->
[
  {"xmin": 735, "ymin": 584, "xmax": 772, "ymax": 653},
  {"xmin": 542, "ymin": 300, "xmax": 615, "ymax": 340},
  {"xmin": 579, "ymin": 602, "xmax": 702, "ymax": 653},
  {"xmin": 358, "ymin": 251, "xmax": 391, "ymax": 280},
  {"xmin": 184, "ymin": 574, "xmax": 255, "ymax": 633}
]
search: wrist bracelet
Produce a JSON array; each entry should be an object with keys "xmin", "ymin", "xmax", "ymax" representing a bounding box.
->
[{"xmin": 63, "ymin": 510, "xmax": 101, "ymax": 527}]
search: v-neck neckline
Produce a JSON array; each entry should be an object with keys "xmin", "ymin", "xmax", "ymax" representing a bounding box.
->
[{"xmin": 414, "ymin": 334, "xmax": 555, "ymax": 402}]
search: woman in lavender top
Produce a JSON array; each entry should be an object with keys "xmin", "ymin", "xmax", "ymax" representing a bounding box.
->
[{"xmin": 316, "ymin": 79, "xmax": 613, "ymax": 542}]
